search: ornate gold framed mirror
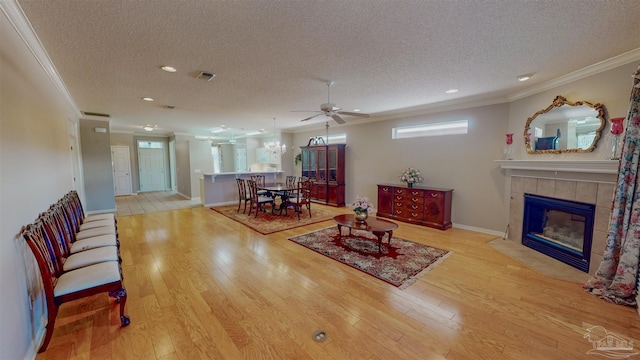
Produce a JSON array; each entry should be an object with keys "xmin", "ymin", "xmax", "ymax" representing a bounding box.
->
[{"xmin": 524, "ymin": 95, "xmax": 607, "ymax": 154}]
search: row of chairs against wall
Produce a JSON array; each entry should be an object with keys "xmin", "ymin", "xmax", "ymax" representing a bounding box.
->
[{"xmin": 21, "ymin": 191, "xmax": 129, "ymax": 353}]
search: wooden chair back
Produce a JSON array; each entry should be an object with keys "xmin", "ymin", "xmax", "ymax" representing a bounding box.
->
[{"xmin": 286, "ymin": 176, "xmax": 297, "ymax": 188}]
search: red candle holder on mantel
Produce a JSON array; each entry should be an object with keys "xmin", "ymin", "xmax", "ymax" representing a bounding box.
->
[
  {"xmin": 504, "ymin": 133, "xmax": 514, "ymax": 160},
  {"xmin": 608, "ymin": 117, "xmax": 625, "ymax": 160}
]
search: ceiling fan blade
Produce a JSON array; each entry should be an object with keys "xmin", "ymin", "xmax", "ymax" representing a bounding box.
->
[
  {"xmin": 301, "ymin": 114, "xmax": 322, "ymax": 122},
  {"xmin": 337, "ymin": 111, "xmax": 370, "ymax": 118},
  {"xmin": 291, "ymin": 110, "xmax": 320, "ymax": 113},
  {"xmin": 331, "ymin": 114, "xmax": 346, "ymax": 124}
]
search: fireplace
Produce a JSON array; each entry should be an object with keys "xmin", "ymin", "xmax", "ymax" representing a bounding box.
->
[{"xmin": 522, "ymin": 194, "xmax": 595, "ymax": 272}]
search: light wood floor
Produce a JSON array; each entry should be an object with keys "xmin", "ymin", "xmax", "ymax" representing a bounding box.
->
[{"xmin": 37, "ymin": 205, "xmax": 640, "ymax": 359}]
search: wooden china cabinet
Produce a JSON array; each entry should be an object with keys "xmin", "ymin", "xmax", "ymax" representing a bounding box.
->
[
  {"xmin": 300, "ymin": 138, "xmax": 345, "ymax": 206},
  {"xmin": 377, "ymin": 184, "xmax": 453, "ymax": 230}
]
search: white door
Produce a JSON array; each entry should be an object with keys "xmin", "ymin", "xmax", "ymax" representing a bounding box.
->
[
  {"xmin": 235, "ymin": 148, "xmax": 247, "ymax": 172},
  {"xmin": 112, "ymin": 146, "xmax": 132, "ymax": 196},
  {"xmin": 139, "ymin": 148, "xmax": 166, "ymax": 192}
]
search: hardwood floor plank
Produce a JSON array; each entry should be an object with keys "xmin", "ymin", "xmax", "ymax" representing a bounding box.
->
[{"xmin": 36, "ymin": 205, "xmax": 640, "ymax": 360}]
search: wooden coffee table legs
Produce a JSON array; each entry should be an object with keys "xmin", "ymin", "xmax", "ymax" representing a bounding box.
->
[
  {"xmin": 336, "ymin": 225, "xmax": 393, "ymax": 253},
  {"xmin": 372, "ymin": 230, "xmax": 393, "ymax": 253}
]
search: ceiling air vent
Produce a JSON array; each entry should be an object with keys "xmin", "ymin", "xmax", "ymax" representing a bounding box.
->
[
  {"xmin": 81, "ymin": 111, "xmax": 110, "ymax": 118},
  {"xmin": 196, "ymin": 71, "xmax": 216, "ymax": 81},
  {"xmin": 164, "ymin": 105, "xmax": 175, "ymax": 109}
]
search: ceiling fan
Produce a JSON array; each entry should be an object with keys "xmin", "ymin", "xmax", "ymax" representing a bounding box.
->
[{"xmin": 295, "ymin": 81, "xmax": 370, "ymax": 124}]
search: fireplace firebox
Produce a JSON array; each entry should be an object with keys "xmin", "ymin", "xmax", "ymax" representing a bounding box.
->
[{"xmin": 522, "ymin": 194, "xmax": 595, "ymax": 272}]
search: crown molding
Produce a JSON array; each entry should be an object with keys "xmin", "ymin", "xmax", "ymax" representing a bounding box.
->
[
  {"xmin": 1, "ymin": 0, "xmax": 81, "ymax": 118},
  {"xmin": 508, "ymin": 48, "xmax": 640, "ymax": 101}
]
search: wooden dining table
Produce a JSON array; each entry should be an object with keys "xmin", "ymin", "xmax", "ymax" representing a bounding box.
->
[{"xmin": 258, "ymin": 183, "xmax": 297, "ymax": 216}]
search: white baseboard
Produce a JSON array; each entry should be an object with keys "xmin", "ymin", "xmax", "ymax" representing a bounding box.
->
[
  {"xmin": 177, "ymin": 192, "xmax": 190, "ymax": 200},
  {"xmin": 205, "ymin": 200, "xmax": 237, "ymax": 207},
  {"xmin": 86, "ymin": 208, "xmax": 117, "ymax": 215},
  {"xmin": 453, "ymin": 223, "xmax": 505, "ymax": 237}
]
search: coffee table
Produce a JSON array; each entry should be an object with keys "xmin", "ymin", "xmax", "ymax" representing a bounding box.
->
[{"xmin": 333, "ymin": 214, "xmax": 399, "ymax": 253}]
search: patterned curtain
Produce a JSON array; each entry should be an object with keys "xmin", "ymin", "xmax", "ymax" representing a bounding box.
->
[{"xmin": 584, "ymin": 64, "xmax": 640, "ymax": 306}]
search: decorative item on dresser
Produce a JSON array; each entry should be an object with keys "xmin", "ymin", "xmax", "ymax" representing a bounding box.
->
[
  {"xmin": 351, "ymin": 195, "xmax": 374, "ymax": 222},
  {"xmin": 399, "ymin": 166, "xmax": 424, "ymax": 188},
  {"xmin": 377, "ymin": 184, "xmax": 453, "ymax": 230},
  {"xmin": 300, "ymin": 137, "xmax": 345, "ymax": 206}
]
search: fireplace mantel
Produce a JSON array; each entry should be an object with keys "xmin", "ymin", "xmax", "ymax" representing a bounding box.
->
[{"xmin": 495, "ymin": 160, "xmax": 619, "ymax": 174}]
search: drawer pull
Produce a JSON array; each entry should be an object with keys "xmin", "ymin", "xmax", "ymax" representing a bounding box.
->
[
  {"xmin": 411, "ymin": 212, "xmax": 419, "ymax": 217},
  {"xmin": 395, "ymin": 196, "xmax": 403, "ymax": 201},
  {"xmin": 396, "ymin": 203, "xmax": 402, "ymax": 207},
  {"xmin": 411, "ymin": 191, "xmax": 420, "ymax": 196},
  {"xmin": 411, "ymin": 205, "xmax": 419, "ymax": 210},
  {"xmin": 396, "ymin": 189, "xmax": 403, "ymax": 194},
  {"xmin": 412, "ymin": 198, "xmax": 419, "ymax": 202},
  {"xmin": 430, "ymin": 193, "xmax": 439, "ymax": 198},
  {"xmin": 382, "ymin": 187, "xmax": 389, "ymax": 191}
]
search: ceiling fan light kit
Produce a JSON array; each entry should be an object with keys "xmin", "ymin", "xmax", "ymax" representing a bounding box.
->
[{"xmin": 297, "ymin": 80, "xmax": 370, "ymax": 124}]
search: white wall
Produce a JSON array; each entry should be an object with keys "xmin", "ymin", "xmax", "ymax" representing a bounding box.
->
[
  {"xmin": 79, "ymin": 119, "xmax": 116, "ymax": 212},
  {"xmin": 292, "ymin": 102, "xmax": 510, "ymax": 233},
  {"xmin": 188, "ymin": 139, "xmax": 213, "ymax": 199},
  {"xmin": 509, "ymin": 62, "xmax": 638, "ymax": 160},
  {"xmin": 1, "ymin": 10, "xmax": 78, "ymax": 359}
]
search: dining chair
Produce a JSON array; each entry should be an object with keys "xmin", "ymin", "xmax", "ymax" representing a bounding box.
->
[
  {"xmin": 235, "ymin": 178, "xmax": 251, "ymax": 213},
  {"xmin": 247, "ymin": 179, "xmax": 274, "ymax": 218},
  {"xmin": 22, "ymin": 222, "xmax": 130, "ymax": 353},
  {"xmin": 286, "ymin": 176, "xmax": 297, "ymax": 188},
  {"xmin": 251, "ymin": 174, "xmax": 267, "ymax": 195},
  {"xmin": 289, "ymin": 180, "xmax": 312, "ymax": 220}
]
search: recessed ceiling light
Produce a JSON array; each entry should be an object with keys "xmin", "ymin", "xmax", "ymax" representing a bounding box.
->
[
  {"xmin": 353, "ymin": 109, "xmax": 361, "ymax": 112},
  {"xmin": 142, "ymin": 97, "xmax": 154, "ymax": 102},
  {"xmin": 517, "ymin": 74, "xmax": 533, "ymax": 82},
  {"xmin": 161, "ymin": 66, "xmax": 177, "ymax": 73},
  {"xmin": 445, "ymin": 89, "xmax": 458, "ymax": 94},
  {"xmin": 143, "ymin": 124, "xmax": 155, "ymax": 132}
]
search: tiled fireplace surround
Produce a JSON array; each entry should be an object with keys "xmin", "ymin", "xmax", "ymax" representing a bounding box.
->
[{"xmin": 498, "ymin": 160, "xmax": 619, "ymax": 275}]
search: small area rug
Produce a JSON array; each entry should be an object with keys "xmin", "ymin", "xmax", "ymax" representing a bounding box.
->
[
  {"xmin": 288, "ymin": 227, "xmax": 451, "ymax": 289},
  {"xmin": 211, "ymin": 205, "xmax": 335, "ymax": 235}
]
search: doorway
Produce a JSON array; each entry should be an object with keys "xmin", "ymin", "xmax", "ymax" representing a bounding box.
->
[
  {"xmin": 138, "ymin": 141, "xmax": 166, "ymax": 192},
  {"xmin": 111, "ymin": 146, "xmax": 132, "ymax": 196}
]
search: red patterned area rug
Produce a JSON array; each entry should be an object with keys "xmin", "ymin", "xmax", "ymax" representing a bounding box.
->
[
  {"xmin": 211, "ymin": 205, "xmax": 335, "ymax": 235},
  {"xmin": 288, "ymin": 227, "xmax": 451, "ymax": 289}
]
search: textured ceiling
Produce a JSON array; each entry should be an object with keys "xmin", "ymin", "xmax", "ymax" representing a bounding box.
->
[{"xmin": 16, "ymin": 0, "xmax": 640, "ymax": 139}]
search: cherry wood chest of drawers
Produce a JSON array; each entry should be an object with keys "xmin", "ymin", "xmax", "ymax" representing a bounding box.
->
[{"xmin": 377, "ymin": 184, "xmax": 453, "ymax": 230}]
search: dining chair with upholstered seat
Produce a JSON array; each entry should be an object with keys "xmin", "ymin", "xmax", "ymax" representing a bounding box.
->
[
  {"xmin": 247, "ymin": 179, "xmax": 274, "ymax": 217},
  {"xmin": 251, "ymin": 174, "xmax": 268, "ymax": 195},
  {"xmin": 235, "ymin": 178, "xmax": 251, "ymax": 213},
  {"xmin": 288, "ymin": 180, "xmax": 312, "ymax": 220}
]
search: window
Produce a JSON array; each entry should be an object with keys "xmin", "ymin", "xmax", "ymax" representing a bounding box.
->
[
  {"xmin": 392, "ymin": 120, "xmax": 468, "ymax": 139},
  {"xmin": 316, "ymin": 133, "xmax": 347, "ymax": 144},
  {"xmin": 138, "ymin": 141, "xmax": 164, "ymax": 149}
]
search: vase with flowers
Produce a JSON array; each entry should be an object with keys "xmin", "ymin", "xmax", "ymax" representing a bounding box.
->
[
  {"xmin": 399, "ymin": 167, "xmax": 424, "ymax": 188},
  {"xmin": 351, "ymin": 196, "xmax": 374, "ymax": 222}
]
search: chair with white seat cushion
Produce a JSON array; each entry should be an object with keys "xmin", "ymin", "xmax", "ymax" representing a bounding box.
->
[
  {"xmin": 22, "ymin": 222, "xmax": 130, "ymax": 353},
  {"xmin": 40, "ymin": 213, "xmax": 119, "ymax": 272}
]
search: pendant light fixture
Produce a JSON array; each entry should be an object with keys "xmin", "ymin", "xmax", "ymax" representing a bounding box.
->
[{"xmin": 264, "ymin": 117, "xmax": 286, "ymax": 155}]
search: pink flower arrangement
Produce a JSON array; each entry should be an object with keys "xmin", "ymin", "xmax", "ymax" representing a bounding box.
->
[
  {"xmin": 399, "ymin": 166, "xmax": 424, "ymax": 185},
  {"xmin": 351, "ymin": 196, "xmax": 374, "ymax": 214}
]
